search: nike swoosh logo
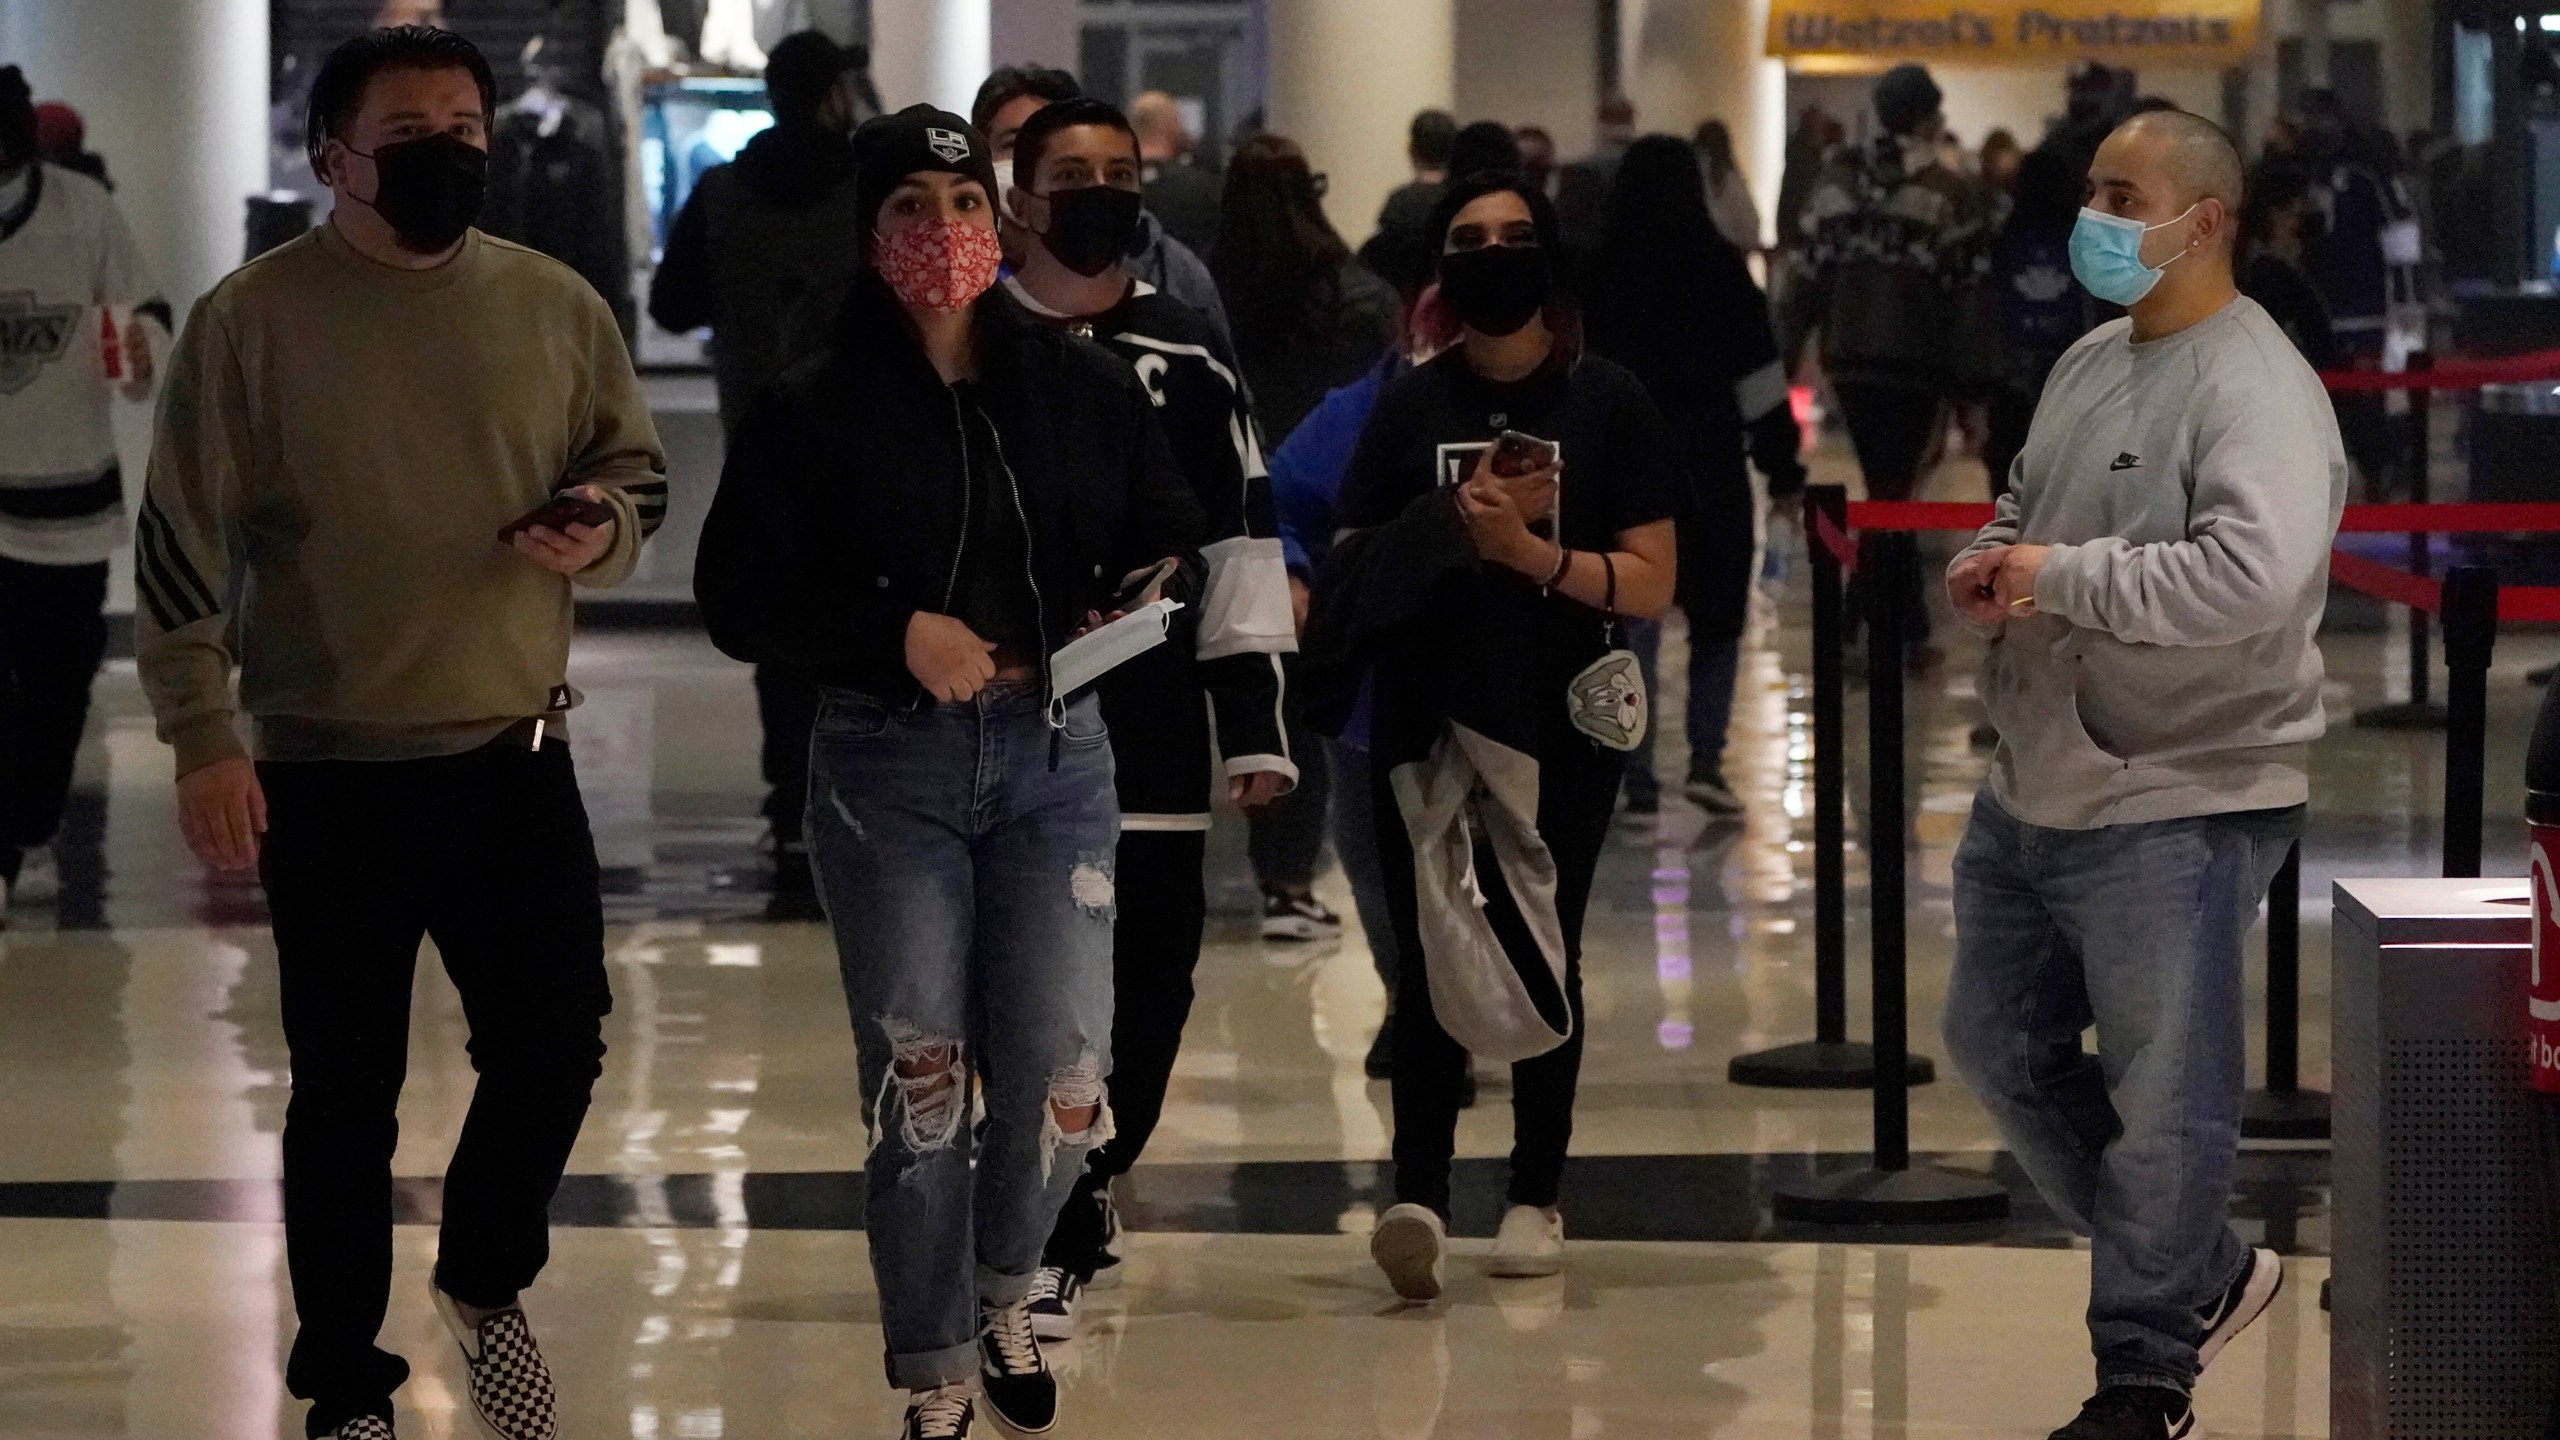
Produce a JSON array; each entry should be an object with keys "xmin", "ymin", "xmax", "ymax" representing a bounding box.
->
[{"xmin": 2110, "ymin": 453, "xmax": 2141, "ymax": 471}]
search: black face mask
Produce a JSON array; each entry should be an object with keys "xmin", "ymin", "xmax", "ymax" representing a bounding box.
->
[
  {"xmin": 1035, "ymin": 184, "xmax": 1144, "ymax": 277},
  {"xmin": 1438, "ymin": 243, "xmax": 1552, "ymax": 337},
  {"xmin": 351, "ymin": 134, "xmax": 487, "ymax": 253}
]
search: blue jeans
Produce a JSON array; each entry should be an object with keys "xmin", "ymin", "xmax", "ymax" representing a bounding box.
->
[
  {"xmin": 1942, "ymin": 790, "xmax": 2301, "ymax": 1395},
  {"xmin": 807, "ymin": 680, "xmax": 1120, "ymax": 1390},
  {"xmin": 1624, "ymin": 618, "xmax": 1741, "ymax": 808}
]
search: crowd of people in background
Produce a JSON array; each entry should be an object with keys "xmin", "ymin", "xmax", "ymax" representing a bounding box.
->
[{"xmin": 0, "ymin": 23, "xmax": 2435, "ymax": 1440}]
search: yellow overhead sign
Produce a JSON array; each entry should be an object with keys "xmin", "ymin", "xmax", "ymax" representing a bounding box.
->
[{"xmin": 1767, "ymin": 1, "xmax": 2262, "ymax": 68}]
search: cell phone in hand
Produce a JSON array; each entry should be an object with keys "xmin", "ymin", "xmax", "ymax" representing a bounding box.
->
[
  {"xmin": 1111, "ymin": 557, "xmax": 1181, "ymax": 612},
  {"xmin": 1487, "ymin": 429, "xmax": 1559, "ymax": 479},
  {"xmin": 1486, "ymin": 430, "xmax": 1562, "ymax": 538},
  {"xmin": 497, "ymin": 492, "xmax": 617, "ymax": 546}
]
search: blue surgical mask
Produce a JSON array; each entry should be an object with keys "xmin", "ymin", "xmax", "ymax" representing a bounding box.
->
[{"xmin": 2068, "ymin": 202, "xmax": 2198, "ymax": 306}]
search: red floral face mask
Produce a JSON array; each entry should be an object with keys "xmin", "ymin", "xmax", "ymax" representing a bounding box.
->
[{"xmin": 873, "ymin": 217, "xmax": 1003, "ymax": 314}]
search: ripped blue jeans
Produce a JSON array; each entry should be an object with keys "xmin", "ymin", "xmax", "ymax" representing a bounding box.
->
[{"xmin": 807, "ymin": 678, "xmax": 1120, "ymax": 1390}]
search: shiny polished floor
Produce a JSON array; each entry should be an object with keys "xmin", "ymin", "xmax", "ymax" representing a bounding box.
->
[{"xmin": 0, "ymin": 442, "xmax": 2538, "ymax": 1437}]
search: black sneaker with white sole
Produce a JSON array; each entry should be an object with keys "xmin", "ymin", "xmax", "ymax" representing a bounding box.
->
[
  {"xmin": 2048, "ymin": 1386, "xmax": 2194, "ymax": 1440},
  {"xmin": 430, "ymin": 1284, "xmax": 558, "ymax": 1440},
  {"xmin": 979, "ymin": 1296, "xmax": 1058, "ymax": 1434},
  {"xmin": 903, "ymin": 1384, "xmax": 975, "ymax": 1439},
  {"xmin": 2195, "ymin": 1245, "xmax": 2283, "ymax": 1371},
  {"xmin": 322, "ymin": 1417, "xmax": 397, "ymax": 1440},
  {"xmin": 1026, "ymin": 1265, "xmax": 1082, "ymax": 1342},
  {"xmin": 1261, "ymin": 891, "xmax": 1343, "ymax": 942}
]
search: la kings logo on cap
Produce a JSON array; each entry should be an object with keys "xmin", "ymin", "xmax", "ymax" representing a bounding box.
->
[
  {"xmin": 0, "ymin": 290, "xmax": 81, "ymax": 397},
  {"xmin": 927, "ymin": 128, "xmax": 971, "ymax": 163}
]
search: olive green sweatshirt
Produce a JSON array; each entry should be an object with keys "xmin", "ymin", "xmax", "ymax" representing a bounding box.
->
[{"xmin": 136, "ymin": 223, "xmax": 668, "ymax": 775}]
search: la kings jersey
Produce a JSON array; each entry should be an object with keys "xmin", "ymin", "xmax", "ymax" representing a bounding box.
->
[
  {"xmin": 1006, "ymin": 276, "xmax": 1298, "ymax": 828},
  {"xmin": 0, "ymin": 164, "xmax": 164, "ymax": 565}
]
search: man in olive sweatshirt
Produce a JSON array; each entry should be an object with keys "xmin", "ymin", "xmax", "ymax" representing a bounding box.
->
[{"xmin": 135, "ymin": 28, "xmax": 665, "ymax": 1440}]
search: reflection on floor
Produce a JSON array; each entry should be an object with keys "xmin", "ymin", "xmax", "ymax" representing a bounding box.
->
[
  {"xmin": 0, "ymin": 444, "xmax": 2537, "ymax": 1434},
  {"xmin": 0, "ymin": 1221, "xmax": 2333, "ymax": 1440}
]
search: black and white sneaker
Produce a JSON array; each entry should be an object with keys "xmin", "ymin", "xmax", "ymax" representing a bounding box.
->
[
  {"xmin": 979, "ymin": 1296, "xmax": 1058, "ymax": 1435},
  {"xmin": 1026, "ymin": 1265, "xmax": 1082, "ymax": 1343},
  {"xmin": 2196, "ymin": 1246, "xmax": 2283, "ymax": 1371},
  {"xmin": 430, "ymin": 1285, "xmax": 558, "ymax": 1440},
  {"xmin": 1261, "ymin": 891, "xmax": 1343, "ymax": 942},
  {"xmin": 321, "ymin": 1417, "xmax": 396, "ymax": 1440},
  {"xmin": 2048, "ymin": 1386, "xmax": 2194, "ymax": 1440},
  {"xmin": 902, "ymin": 1384, "xmax": 974, "ymax": 1438}
]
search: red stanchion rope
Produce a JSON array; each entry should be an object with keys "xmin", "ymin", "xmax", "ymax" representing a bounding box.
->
[
  {"xmin": 1812, "ymin": 505, "xmax": 1859, "ymax": 573},
  {"xmin": 1848, "ymin": 500, "xmax": 2560, "ymax": 536},
  {"xmin": 2315, "ymin": 348, "xmax": 2560, "ymax": 393},
  {"xmin": 2328, "ymin": 549, "xmax": 2442, "ymax": 614}
]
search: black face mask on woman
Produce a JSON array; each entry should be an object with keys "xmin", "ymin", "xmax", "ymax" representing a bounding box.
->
[
  {"xmin": 348, "ymin": 133, "xmax": 488, "ymax": 252},
  {"xmin": 1035, "ymin": 184, "xmax": 1145, "ymax": 277},
  {"xmin": 1438, "ymin": 243, "xmax": 1552, "ymax": 337}
]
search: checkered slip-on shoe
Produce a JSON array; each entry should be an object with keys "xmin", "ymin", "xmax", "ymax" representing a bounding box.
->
[
  {"xmin": 321, "ymin": 1417, "xmax": 396, "ymax": 1440},
  {"xmin": 430, "ymin": 1284, "xmax": 559, "ymax": 1440}
]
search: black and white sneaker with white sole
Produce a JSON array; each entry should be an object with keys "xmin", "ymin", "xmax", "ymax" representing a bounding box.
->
[
  {"xmin": 1026, "ymin": 1265, "xmax": 1082, "ymax": 1342},
  {"xmin": 430, "ymin": 1284, "xmax": 558, "ymax": 1440},
  {"xmin": 2048, "ymin": 1386, "xmax": 2195, "ymax": 1440},
  {"xmin": 2196, "ymin": 1245, "xmax": 2283, "ymax": 1371},
  {"xmin": 902, "ymin": 1384, "xmax": 975, "ymax": 1439},
  {"xmin": 979, "ymin": 1296, "xmax": 1058, "ymax": 1435},
  {"xmin": 321, "ymin": 1417, "xmax": 397, "ymax": 1440},
  {"xmin": 1261, "ymin": 891, "xmax": 1343, "ymax": 942}
]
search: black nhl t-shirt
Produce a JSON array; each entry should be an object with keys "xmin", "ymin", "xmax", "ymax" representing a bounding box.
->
[{"xmin": 1336, "ymin": 345, "xmax": 1685, "ymax": 670}]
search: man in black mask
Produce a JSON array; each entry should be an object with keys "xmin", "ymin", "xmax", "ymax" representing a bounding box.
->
[
  {"xmin": 650, "ymin": 28, "xmax": 869, "ymax": 908},
  {"xmin": 998, "ymin": 96, "xmax": 1301, "ymax": 1340},
  {"xmin": 137, "ymin": 25, "xmax": 666, "ymax": 1440}
]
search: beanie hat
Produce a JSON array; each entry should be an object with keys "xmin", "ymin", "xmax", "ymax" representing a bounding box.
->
[
  {"xmin": 0, "ymin": 68, "xmax": 34, "ymax": 169},
  {"xmin": 1873, "ymin": 63, "xmax": 1942, "ymax": 136},
  {"xmin": 855, "ymin": 104, "xmax": 999, "ymax": 230}
]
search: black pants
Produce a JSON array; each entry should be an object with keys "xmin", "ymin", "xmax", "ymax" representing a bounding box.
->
[
  {"xmin": 755, "ymin": 664, "xmax": 823, "ymax": 845},
  {"xmin": 1983, "ymin": 384, "xmax": 2039, "ymax": 500},
  {"xmin": 1246, "ymin": 720, "xmax": 1330, "ymax": 894},
  {"xmin": 1045, "ymin": 827, "xmax": 1207, "ymax": 1276},
  {"xmin": 0, "ymin": 556, "xmax": 107, "ymax": 886},
  {"xmin": 1834, "ymin": 381, "xmax": 1942, "ymax": 648},
  {"xmin": 260, "ymin": 740, "xmax": 611, "ymax": 1436},
  {"xmin": 1376, "ymin": 712, "xmax": 1623, "ymax": 1216}
]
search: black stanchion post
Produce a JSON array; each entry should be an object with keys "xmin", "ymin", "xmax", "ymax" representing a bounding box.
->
[
  {"xmin": 2241, "ymin": 844, "xmax": 2327, "ymax": 1139},
  {"xmin": 2360, "ymin": 353, "xmax": 2447, "ymax": 731},
  {"xmin": 1771, "ymin": 538, "xmax": 2008, "ymax": 1225},
  {"xmin": 2440, "ymin": 565, "xmax": 2498, "ymax": 879},
  {"xmin": 1731, "ymin": 487, "xmax": 1932, "ymax": 1089}
]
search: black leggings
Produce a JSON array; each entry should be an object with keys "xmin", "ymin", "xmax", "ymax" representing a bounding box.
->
[{"xmin": 1375, "ymin": 715, "xmax": 1623, "ymax": 1216}]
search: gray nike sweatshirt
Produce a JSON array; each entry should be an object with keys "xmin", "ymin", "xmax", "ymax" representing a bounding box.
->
[{"xmin": 1953, "ymin": 295, "xmax": 2348, "ymax": 831}]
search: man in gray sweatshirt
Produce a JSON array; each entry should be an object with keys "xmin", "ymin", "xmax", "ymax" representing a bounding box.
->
[{"xmin": 1941, "ymin": 111, "xmax": 2346, "ymax": 1440}]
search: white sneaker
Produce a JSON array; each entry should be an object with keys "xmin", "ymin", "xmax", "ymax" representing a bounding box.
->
[
  {"xmin": 1486, "ymin": 1204, "xmax": 1565, "ymax": 1278},
  {"xmin": 1370, "ymin": 1202, "xmax": 1446, "ymax": 1301},
  {"xmin": 11, "ymin": 845, "xmax": 56, "ymax": 904}
]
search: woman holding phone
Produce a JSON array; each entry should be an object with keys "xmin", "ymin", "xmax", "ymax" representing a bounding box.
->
[
  {"xmin": 694, "ymin": 105, "xmax": 1201, "ymax": 1440},
  {"xmin": 1324, "ymin": 169, "xmax": 1680, "ymax": 1295}
]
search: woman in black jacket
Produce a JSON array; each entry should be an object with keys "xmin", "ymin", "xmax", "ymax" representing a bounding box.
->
[
  {"xmin": 694, "ymin": 107, "xmax": 1201, "ymax": 1440},
  {"xmin": 1584, "ymin": 134, "xmax": 1806, "ymax": 820},
  {"xmin": 1326, "ymin": 170, "xmax": 1679, "ymax": 1298},
  {"xmin": 1209, "ymin": 132, "xmax": 1401, "ymax": 939}
]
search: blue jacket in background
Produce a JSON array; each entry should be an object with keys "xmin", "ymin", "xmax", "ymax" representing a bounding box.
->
[{"xmin": 1272, "ymin": 352, "xmax": 1398, "ymax": 577}]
